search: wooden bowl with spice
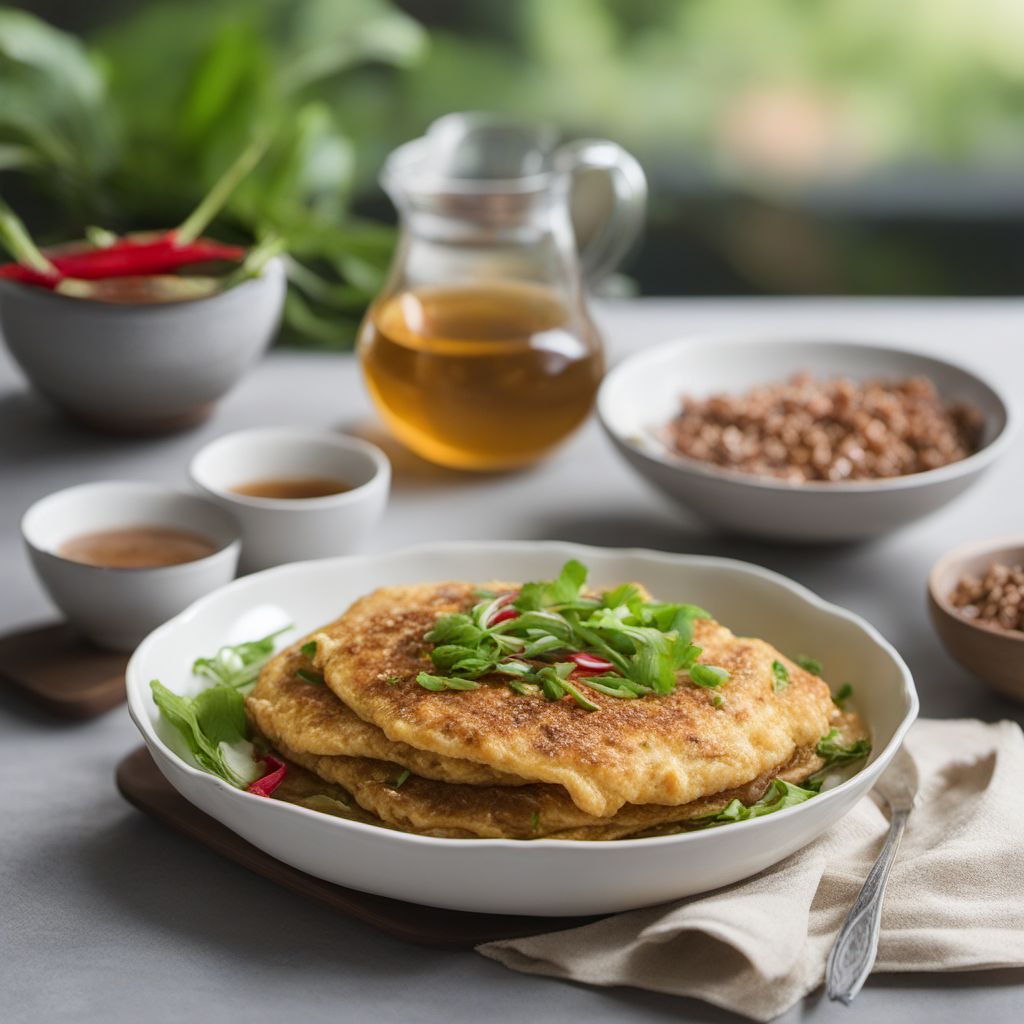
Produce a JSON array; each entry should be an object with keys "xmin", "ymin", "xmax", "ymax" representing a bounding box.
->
[{"xmin": 928, "ymin": 538, "xmax": 1024, "ymax": 701}]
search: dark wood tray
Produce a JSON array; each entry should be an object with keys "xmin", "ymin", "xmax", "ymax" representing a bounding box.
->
[
  {"xmin": 0, "ymin": 622, "xmax": 128, "ymax": 718},
  {"xmin": 116, "ymin": 746, "xmax": 601, "ymax": 948}
]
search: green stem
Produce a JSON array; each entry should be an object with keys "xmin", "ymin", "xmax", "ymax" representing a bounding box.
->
[
  {"xmin": 0, "ymin": 197, "xmax": 57, "ymax": 274},
  {"xmin": 175, "ymin": 137, "xmax": 268, "ymax": 246},
  {"xmin": 222, "ymin": 233, "xmax": 286, "ymax": 290}
]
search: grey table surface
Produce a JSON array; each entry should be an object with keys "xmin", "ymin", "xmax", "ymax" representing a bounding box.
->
[{"xmin": 2, "ymin": 298, "xmax": 1023, "ymax": 1024}]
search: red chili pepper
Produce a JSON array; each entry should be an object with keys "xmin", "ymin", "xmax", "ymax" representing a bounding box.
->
[
  {"xmin": 489, "ymin": 607, "xmax": 520, "ymax": 626},
  {"xmin": 247, "ymin": 755, "xmax": 287, "ymax": 798},
  {"xmin": 0, "ymin": 235, "xmax": 246, "ymax": 289},
  {"xmin": 567, "ymin": 651, "xmax": 615, "ymax": 675}
]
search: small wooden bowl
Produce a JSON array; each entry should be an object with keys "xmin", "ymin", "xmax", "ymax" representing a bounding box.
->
[{"xmin": 928, "ymin": 538, "xmax": 1024, "ymax": 701}]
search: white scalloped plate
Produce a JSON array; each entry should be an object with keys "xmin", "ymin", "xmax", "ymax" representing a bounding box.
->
[{"xmin": 126, "ymin": 541, "xmax": 917, "ymax": 916}]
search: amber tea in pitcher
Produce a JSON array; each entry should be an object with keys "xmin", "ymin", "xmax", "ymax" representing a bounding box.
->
[
  {"xmin": 358, "ymin": 114, "xmax": 646, "ymax": 471},
  {"xmin": 360, "ymin": 281, "xmax": 603, "ymax": 470}
]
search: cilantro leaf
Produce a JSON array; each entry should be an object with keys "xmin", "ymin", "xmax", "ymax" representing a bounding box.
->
[
  {"xmin": 833, "ymin": 683, "xmax": 854, "ymax": 710},
  {"xmin": 514, "ymin": 559, "xmax": 587, "ymax": 610},
  {"xmin": 412, "ymin": 560, "xmax": 730, "ymax": 711}
]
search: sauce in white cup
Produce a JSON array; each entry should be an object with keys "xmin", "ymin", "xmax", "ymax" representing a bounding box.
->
[{"xmin": 189, "ymin": 427, "xmax": 390, "ymax": 573}]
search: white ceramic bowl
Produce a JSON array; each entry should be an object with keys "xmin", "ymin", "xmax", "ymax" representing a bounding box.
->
[
  {"xmin": 189, "ymin": 427, "xmax": 391, "ymax": 572},
  {"xmin": 598, "ymin": 337, "xmax": 1013, "ymax": 542},
  {"xmin": 22, "ymin": 481, "xmax": 241, "ymax": 651},
  {"xmin": 0, "ymin": 258, "xmax": 286, "ymax": 433},
  {"xmin": 126, "ymin": 541, "xmax": 917, "ymax": 916}
]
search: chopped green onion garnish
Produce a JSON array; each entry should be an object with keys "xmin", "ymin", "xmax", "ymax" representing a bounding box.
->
[
  {"xmin": 833, "ymin": 683, "xmax": 854, "ymax": 709},
  {"xmin": 689, "ymin": 664, "xmax": 730, "ymax": 689},
  {"xmin": 771, "ymin": 659, "xmax": 790, "ymax": 692}
]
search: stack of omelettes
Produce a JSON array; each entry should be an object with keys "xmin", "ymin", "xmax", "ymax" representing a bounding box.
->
[{"xmin": 246, "ymin": 577, "xmax": 866, "ymax": 840}]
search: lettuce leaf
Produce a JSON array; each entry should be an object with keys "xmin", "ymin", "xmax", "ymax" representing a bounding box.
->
[{"xmin": 700, "ymin": 779, "xmax": 817, "ymax": 826}]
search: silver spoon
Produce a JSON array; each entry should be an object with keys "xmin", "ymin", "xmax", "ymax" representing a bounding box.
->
[{"xmin": 826, "ymin": 747, "xmax": 918, "ymax": 1005}]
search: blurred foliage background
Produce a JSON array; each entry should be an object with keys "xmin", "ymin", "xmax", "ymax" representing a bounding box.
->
[{"xmin": 3, "ymin": 0, "xmax": 1024, "ymax": 347}]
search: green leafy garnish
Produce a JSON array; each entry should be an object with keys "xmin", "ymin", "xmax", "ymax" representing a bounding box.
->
[
  {"xmin": 415, "ymin": 561, "xmax": 726, "ymax": 710},
  {"xmin": 816, "ymin": 729, "xmax": 872, "ymax": 768},
  {"xmin": 192, "ymin": 627, "xmax": 290, "ymax": 690},
  {"xmin": 796, "ymin": 655, "xmax": 823, "ymax": 676},
  {"xmin": 689, "ymin": 664, "xmax": 729, "ymax": 689},
  {"xmin": 151, "ymin": 629, "xmax": 293, "ymax": 789},
  {"xmin": 694, "ymin": 721, "xmax": 872, "ymax": 827},
  {"xmin": 514, "ymin": 559, "xmax": 588, "ymax": 611},
  {"xmin": 771, "ymin": 659, "xmax": 790, "ymax": 692},
  {"xmin": 416, "ymin": 672, "xmax": 481, "ymax": 692},
  {"xmin": 150, "ymin": 679, "xmax": 258, "ymax": 788},
  {"xmin": 700, "ymin": 779, "xmax": 817, "ymax": 825},
  {"xmin": 300, "ymin": 640, "xmax": 317, "ymax": 659},
  {"xmin": 530, "ymin": 811, "xmax": 540, "ymax": 832},
  {"xmin": 296, "ymin": 668, "xmax": 324, "ymax": 686},
  {"xmin": 833, "ymin": 683, "xmax": 854, "ymax": 709},
  {"xmin": 393, "ymin": 768, "xmax": 411, "ymax": 789},
  {"xmin": 385, "ymin": 675, "xmax": 401, "ymax": 686}
]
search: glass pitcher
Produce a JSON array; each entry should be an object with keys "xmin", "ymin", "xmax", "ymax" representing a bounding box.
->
[{"xmin": 358, "ymin": 113, "xmax": 646, "ymax": 471}]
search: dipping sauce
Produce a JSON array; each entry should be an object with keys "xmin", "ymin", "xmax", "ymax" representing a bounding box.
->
[
  {"xmin": 59, "ymin": 526, "xmax": 218, "ymax": 568},
  {"xmin": 230, "ymin": 477, "xmax": 351, "ymax": 500}
]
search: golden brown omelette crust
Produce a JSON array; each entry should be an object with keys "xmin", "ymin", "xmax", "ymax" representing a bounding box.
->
[
  {"xmin": 265, "ymin": 735, "xmax": 828, "ymax": 840},
  {"xmin": 314, "ymin": 582, "xmax": 839, "ymax": 817},
  {"xmin": 246, "ymin": 638, "xmax": 527, "ymax": 787}
]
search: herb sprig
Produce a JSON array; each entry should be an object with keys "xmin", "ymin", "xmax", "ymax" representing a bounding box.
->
[
  {"xmin": 152, "ymin": 628, "xmax": 291, "ymax": 788},
  {"xmin": 413, "ymin": 560, "xmax": 728, "ymax": 710},
  {"xmin": 695, "ymin": 726, "xmax": 872, "ymax": 827},
  {"xmin": 192, "ymin": 627, "xmax": 291, "ymax": 689}
]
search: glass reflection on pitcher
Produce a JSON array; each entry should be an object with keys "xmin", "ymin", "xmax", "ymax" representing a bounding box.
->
[{"xmin": 358, "ymin": 113, "xmax": 646, "ymax": 471}]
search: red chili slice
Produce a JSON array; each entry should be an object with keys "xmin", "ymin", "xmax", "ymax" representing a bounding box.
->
[
  {"xmin": 567, "ymin": 651, "xmax": 615, "ymax": 675},
  {"xmin": 489, "ymin": 607, "xmax": 519, "ymax": 625},
  {"xmin": 247, "ymin": 755, "xmax": 287, "ymax": 798}
]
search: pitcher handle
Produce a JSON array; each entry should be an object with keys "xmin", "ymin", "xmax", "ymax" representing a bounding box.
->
[{"xmin": 557, "ymin": 139, "xmax": 647, "ymax": 286}]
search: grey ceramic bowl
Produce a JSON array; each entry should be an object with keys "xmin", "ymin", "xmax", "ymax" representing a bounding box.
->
[
  {"xmin": 0, "ymin": 257, "xmax": 286, "ymax": 433},
  {"xmin": 928, "ymin": 537, "xmax": 1024, "ymax": 702},
  {"xmin": 599, "ymin": 336, "xmax": 1014, "ymax": 542}
]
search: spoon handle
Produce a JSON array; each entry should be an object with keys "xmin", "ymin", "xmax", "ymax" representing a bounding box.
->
[{"xmin": 825, "ymin": 808, "xmax": 909, "ymax": 1005}]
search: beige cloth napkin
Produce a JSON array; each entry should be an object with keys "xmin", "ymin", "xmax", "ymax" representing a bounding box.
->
[{"xmin": 478, "ymin": 719, "xmax": 1024, "ymax": 1021}]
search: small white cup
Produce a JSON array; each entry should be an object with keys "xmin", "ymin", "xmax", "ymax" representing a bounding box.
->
[
  {"xmin": 188, "ymin": 427, "xmax": 391, "ymax": 572},
  {"xmin": 22, "ymin": 481, "xmax": 241, "ymax": 651}
]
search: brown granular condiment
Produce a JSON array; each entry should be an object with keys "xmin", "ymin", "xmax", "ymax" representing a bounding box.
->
[
  {"xmin": 949, "ymin": 562, "xmax": 1024, "ymax": 634},
  {"xmin": 664, "ymin": 373, "xmax": 984, "ymax": 483}
]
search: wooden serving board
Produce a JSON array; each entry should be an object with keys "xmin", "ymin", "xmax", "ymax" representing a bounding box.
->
[
  {"xmin": 116, "ymin": 746, "xmax": 601, "ymax": 948},
  {"xmin": 0, "ymin": 622, "xmax": 128, "ymax": 718}
]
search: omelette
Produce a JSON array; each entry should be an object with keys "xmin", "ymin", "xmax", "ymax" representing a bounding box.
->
[
  {"xmin": 247, "ymin": 639, "xmax": 527, "ymax": 787},
  {"xmin": 247, "ymin": 637, "xmax": 855, "ymax": 838},
  {"xmin": 311, "ymin": 582, "xmax": 839, "ymax": 818}
]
